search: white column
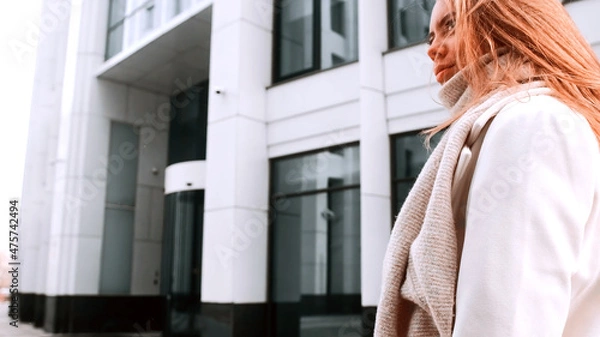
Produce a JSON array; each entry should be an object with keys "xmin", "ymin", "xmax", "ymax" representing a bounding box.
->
[
  {"xmin": 201, "ymin": 0, "xmax": 272, "ymax": 304},
  {"xmin": 45, "ymin": 0, "xmax": 112, "ymax": 296},
  {"xmin": 20, "ymin": 0, "xmax": 72, "ymax": 295},
  {"xmin": 358, "ymin": 0, "xmax": 392, "ymax": 307}
]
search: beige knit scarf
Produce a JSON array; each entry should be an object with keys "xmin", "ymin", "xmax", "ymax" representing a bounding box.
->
[{"xmin": 374, "ymin": 68, "xmax": 548, "ymax": 336}]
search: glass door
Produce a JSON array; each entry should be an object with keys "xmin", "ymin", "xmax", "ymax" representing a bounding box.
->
[{"xmin": 161, "ymin": 190, "xmax": 204, "ymax": 337}]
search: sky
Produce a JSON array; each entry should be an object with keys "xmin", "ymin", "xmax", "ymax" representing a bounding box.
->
[{"xmin": 1, "ymin": 1, "xmax": 43, "ymax": 251}]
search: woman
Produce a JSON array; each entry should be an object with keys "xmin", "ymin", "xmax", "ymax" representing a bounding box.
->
[{"xmin": 375, "ymin": 0, "xmax": 600, "ymax": 336}]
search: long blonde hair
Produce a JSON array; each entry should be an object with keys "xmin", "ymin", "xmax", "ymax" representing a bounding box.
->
[{"xmin": 427, "ymin": 0, "xmax": 600, "ymax": 143}]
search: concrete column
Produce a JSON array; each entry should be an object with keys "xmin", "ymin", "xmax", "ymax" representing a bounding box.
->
[
  {"xmin": 19, "ymin": 0, "xmax": 73, "ymax": 322},
  {"xmin": 200, "ymin": 0, "xmax": 272, "ymax": 335},
  {"xmin": 45, "ymin": 0, "xmax": 110, "ymax": 297},
  {"xmin": 358, "ymin": 0, "xmax": 392, "ymax": 312}
]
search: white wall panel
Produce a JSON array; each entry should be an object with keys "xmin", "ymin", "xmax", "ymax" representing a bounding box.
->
[
  {"xmin": 267, "ymin": 63, "xmax": 360, "ymax": 122},
  {"xmin": 78, "ymin": 114, "xmax": 111, "ymax": 181},
  {"xmin": 127, "ymin": 86, "xmax": 159, "ymax": 122},
  {"xmin": 268, "ymin": 126, "xmax": 360, "ymax": 158},
  {"xmin": 234, "ymin": 118, "xmax": 269, "ymax": 210},
  {"xmin": 268, "ymin": 101, "xmax": 360, "ymax": 149},
  {"xmin": 238, "ymin": 21, "xmax": 272, "ymax": 121},
  {"xmin": 388, "ymin": 109, "xmax": 449, "ymax": 135},
  {"xmin": 383, "ymin": 44, "xmax": 434, "ymax": 96},
  {"xmin": 387, "ymin": 86, "xmax": 442, "ymax": 120},
  {"xmin": 97, "ymin": 80, "xmax": 130, "ymax": 122},
  {"xmin": 360, "ymin": 195, "xmax": 391, "ymax": 306},
  {"xmin": 204, "ymin": 118, "xmax": 236, "ymax": 210},
  {"xmin": 231, "ymin": 208, "xmax": 268, "ymax": 302},
  {"xmin": 201, "ymin": 209, "xmax": 234, "ymax": 302},
  {"xmin": 137, "ymin": 127, "xmax": 168, "ymax": 188},
  {"xmin": 206, "ymin": 22, "xmax": 241, "ymax": 124}
]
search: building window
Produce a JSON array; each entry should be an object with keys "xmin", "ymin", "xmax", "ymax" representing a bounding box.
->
[
  {"xmin": 144, "ymin": 2, "xmax": 155, "ymax": 33},
  {"xmin": 388, "ymin": 0, "xmax": 578, "ymax": 50},
  {"xmin": 100, "ymin": 122, "xmax": 139, "ymax": 294},
  {"xmin": 269, "ymin": 144, "xmax": 361, "ymax": 337},
  {"xmin": 172, "ymin": 0, "xmax": 193, "ymax": 17},
  {"xmin": 388, "ymin": 0, "xmax": 435, "ymax": 49},
  {"xmin": 105, "ymin": 0, "xmax": 166, "ymax": 60},
  {"xmin": 167, "ymin": 81, "xmax": 209, "ymax": 165},
  {"xmin": 330, "ymin": 0, "xmax": 345, "ymax": 36},
  {"xmin": 274, "ymin": 0, "xmax": 358, "ymax": 82},
  {"xmin": 106, "ymin": 0, "xmax": 126, "ymax": 59},
  {"xmin": 391, "ymin": 131, "xmax": 441, "ymax": 219}
]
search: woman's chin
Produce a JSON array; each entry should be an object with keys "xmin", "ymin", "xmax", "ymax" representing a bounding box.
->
[{"xmin": 437, "ymin": 69, "xmax": 458, "ymax": 84}]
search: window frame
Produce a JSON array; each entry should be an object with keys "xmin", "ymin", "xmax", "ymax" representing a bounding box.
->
[
  {"xmin": 272, "ymin": 0, "xmax": 359, "ymax": 84},
  {"xmin": 386, "ymin": 0, "xmax": 584, "ymax": 53},
  {"xmin": 272, "ymin": 0, "xmax": 321, "ymax": 83},
  {"xmin": 266, "ymin": 141, "xmax": 361, "ymax": 337},
  {"xmin": 387, "ymin": 0, "xmax": 435, "ymax": 51},
  {"xmin": 105, "ymin": 0, "xmax": 126, "ymax": 60},
  {"xmin": 105, "ymin": 0, "xmax": 161, "ymax": 60}
]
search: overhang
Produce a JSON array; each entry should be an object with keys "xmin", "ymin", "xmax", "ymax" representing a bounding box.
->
[{"xmin": 96, "ymin": 2, "xmax": 212, "ymax": 95}]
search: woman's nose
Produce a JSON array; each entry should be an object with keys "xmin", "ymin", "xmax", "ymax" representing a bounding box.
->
[{"xmin": 427, "ymin": 39, "xmax": 446, "ymax": 62}]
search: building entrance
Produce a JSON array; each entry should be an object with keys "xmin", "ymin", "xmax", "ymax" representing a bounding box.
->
[{"xmin": 161, "ymin": 191, "xmax": 204, "ymax": 337}]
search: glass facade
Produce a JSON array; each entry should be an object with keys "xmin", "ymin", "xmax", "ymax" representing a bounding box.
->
[
  {"xmin": 161, "ymin": 80, "xmax": 208, "ymax": 336},
  {"xmin": 100, "ymin": 122, "xmax": 139, "ymax": 294},
  {"xmin": 391, "ymin": 131, "xmax": 441, "ymax": 218},
  {"xmin": 388, "ymin": 0, "xmax": 576, "ymax": 50},
  {"xmin": 274, "ymin": 0, "xmax": 359, "ymax": 81},
  {"xmin": 161, "ymin": 190, "xmax": 204, "ymax": 336},
  {"xmin": 106, "ymin": 0, "xmax": 127, "ymax": 59},
  {"xmin": 105, "ymin": 0, "xmax": 201, "ymax": 60},
  {"xmin": 167, "ymin": 81, "xmax": 209, "ymax": 165},
  {"xmin": 270, "ymin": 145, "xmax": 361, "ymax": 337},
  {"xmin": 389, "ymin": 0, "xmax": 435, "ymax": 49}
]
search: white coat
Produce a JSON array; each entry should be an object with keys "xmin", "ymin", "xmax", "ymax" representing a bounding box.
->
[{"xmin": 453, "ymin": 94, "xmax": 600, "ymax": 336}]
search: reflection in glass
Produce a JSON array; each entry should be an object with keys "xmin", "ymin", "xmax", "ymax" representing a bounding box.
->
[
  {"xmin": 272, "ymin": 146, "xmax": 360, "ymax": 196},
  {"xmin": 100, "ymin": 208, "xmax": 134, "ymax": 294},
  {"xmin": 167, "ymin": 82, "xmax": 209, "ymax": 165},
  {"xmin": 105, "ymin": 122, "xmax": 139, "ymax": 206},
  {"xmin": 272, "ymin": 190, "xmax": 361, "ymax": 336},
  {"xmin": 392, "ymin": 131, "xmax": 441, "ymax": 216},
  {"xmin": 278, "ymin": 0, "xmax": 315, "ymax": 78},
  {"xmin": 106, "ymin": 0, "xmax": 126, "ymax": 59},
  {"xmin": 145, "ymin": 3, "xmax": 155, "ymax": 33},
  {"xmin": 271, "ymin": 144, "xmax": 361, "ymax": 337},
  {"xmin": 100, "ymin": 121, "xmax": 139, "ymax": 295},
  {"xmin": 320, "ymin": 0, "xmax": 358, "ymax": 69},
  {"xmin": 161, "ymin": 191, "xmax": 204, "ymax": 336},
  {"xmin": 109, "ymin": 0, "xmax": 126, "ymax": 26},
  {"xmin": 275, "ymin": 0, "xmax": 359, "ymax": 81},
  {"xmin": 389, "ymin": 0, "xmax": 436, "ymax": 48}
]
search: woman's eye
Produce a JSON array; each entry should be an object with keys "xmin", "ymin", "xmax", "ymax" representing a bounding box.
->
[
  {"xmin": 445, "ymin": 19, "xmax": 456, "ymax": 32},
  {"xmin": 427, "ymin": 35, "xmax": 434, "ymax": 45}
]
